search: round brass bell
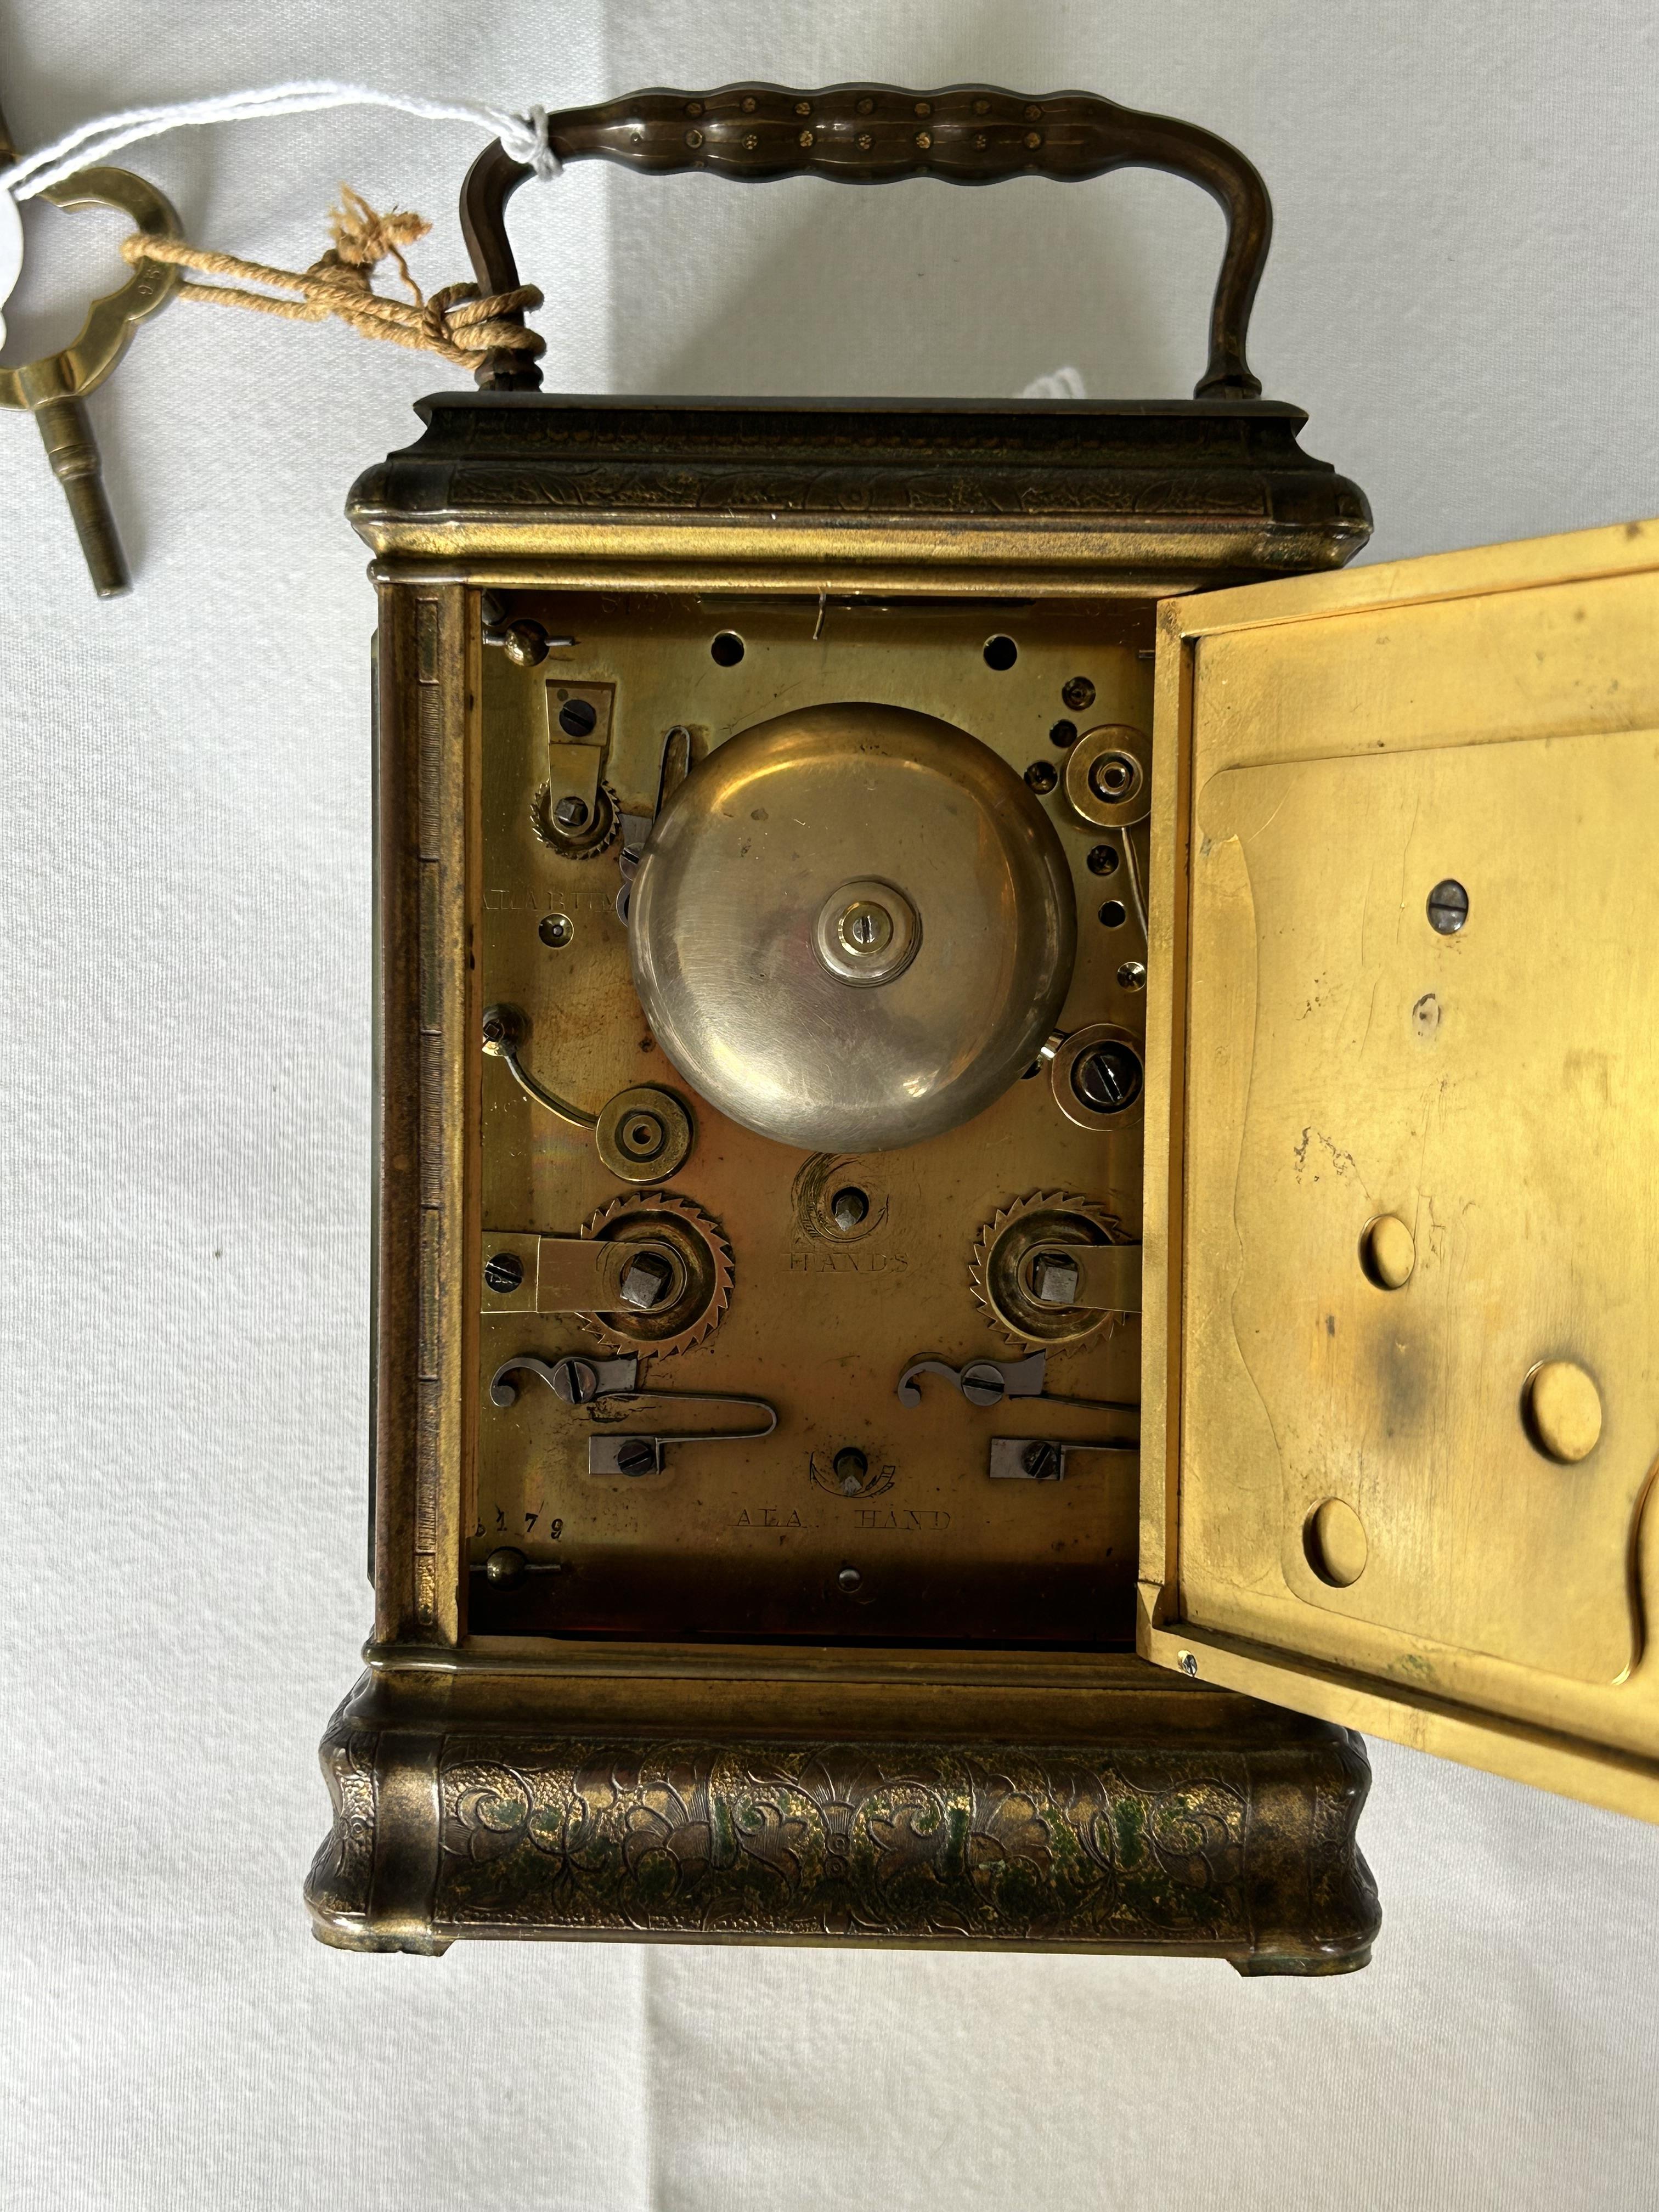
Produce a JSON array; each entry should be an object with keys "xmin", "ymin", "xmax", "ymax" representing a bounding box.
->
[{"xmin": 629, "ymin": 703, "xmax": 1076, "ymax": 1152}]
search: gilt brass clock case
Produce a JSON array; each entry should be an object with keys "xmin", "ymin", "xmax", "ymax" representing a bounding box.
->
[{"xmin": 310, "ymin": 81, "xmax": 1659, "ymax": 1967}]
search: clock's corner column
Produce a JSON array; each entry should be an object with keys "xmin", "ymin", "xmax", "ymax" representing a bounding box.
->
[{"xmin": 371, "ymin": 578, "xmax": 476, "ymax": 1650}]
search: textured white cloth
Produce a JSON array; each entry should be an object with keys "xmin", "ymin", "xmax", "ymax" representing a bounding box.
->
[{"xmin": 3, "ymin": 4, "xmax": 1658, "ymax": 2208}]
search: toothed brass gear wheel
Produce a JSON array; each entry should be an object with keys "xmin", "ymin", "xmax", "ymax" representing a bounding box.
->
[
  {"xmin": 578, "ymin": 1190, "xmax": 733, "ymax": 1358},
  {"xmin": 531, "ymin": 777, "xmax": 620, "ymax": 859},
  {"xmin": 971, "ymin": 1190, "xmax": 1130, "ymax": 1349}
]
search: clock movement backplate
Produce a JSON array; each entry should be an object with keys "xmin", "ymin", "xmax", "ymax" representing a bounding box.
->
[{"xmin": 471, "ymin": 591, "xmax": 1153, "ymax": 1644}]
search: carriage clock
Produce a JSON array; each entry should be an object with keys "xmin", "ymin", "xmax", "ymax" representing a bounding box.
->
[{"xmin": 307, "ymin": 83, "xmax": 1659, "ymax": 1967}]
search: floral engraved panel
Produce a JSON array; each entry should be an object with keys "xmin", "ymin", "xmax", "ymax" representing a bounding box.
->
[
  {"xmin": 304, "ymin": 1702, "xmax": 378, "ymax": 1926},
  {"xmin": 433, "ymin": 1739, "xmax": 1257, "ymax": 1944}
]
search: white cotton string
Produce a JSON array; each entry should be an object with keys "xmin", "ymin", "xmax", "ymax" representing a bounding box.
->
[{"xmin": 0, "ymin": 79, "xmax": 560, "ymax": 203}]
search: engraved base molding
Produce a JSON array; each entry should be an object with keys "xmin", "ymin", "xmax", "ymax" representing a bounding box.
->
[{"xmin": 308, "ymin": 1663, "xmax": 1379, "ymax": 1972}]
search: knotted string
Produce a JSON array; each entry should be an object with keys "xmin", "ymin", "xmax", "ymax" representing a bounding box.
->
[{"xmin": 117, "ymin": 184, "xmax": 543, "ymax": 366}]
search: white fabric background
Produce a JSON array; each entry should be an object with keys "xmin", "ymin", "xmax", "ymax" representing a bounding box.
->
[{"xmin": 4, "ymin": 4, "xmax": 1658, "ymax": 2207}]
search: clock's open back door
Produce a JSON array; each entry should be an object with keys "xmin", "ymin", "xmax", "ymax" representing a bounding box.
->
[{"xmin": 1140, "ymin": 517, "xmax": 1659, "ymax": 1819}]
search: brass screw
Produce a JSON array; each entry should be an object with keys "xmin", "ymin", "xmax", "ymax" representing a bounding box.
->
[
  {"xmin": 916, "ymin": 131, "xmax": 932, "ymax": 151},
  {"xmin": 686, "ymin": 129, "xmax": 703, "ymax": 148},
  {"xmin": 744, "ymin": 133, "xmax": 759, "ymax": 151},
  {"xmin": 1025, "ymin": 131, "xmax": 1042, "ymax": 150},
  {"xmin": 838, "ymin": 899, "xmax": 894, "ymax": 955},
  {"xmin": 550, "ymin": 1357, "xmax": 599, "ymax": 1404},
  {"xmin": 1427, "ymin": 878, "xmax": 1470, "ymax": 934},
  {"xmin": 915, "ymin": 100, "xmax": 932, "ymax": 116},
  {"xmin": 856, "ymin": 95, "xmax": 874, "ymax": 115},
  {"xmin": 795, "ymin": 99, "xmax": 811, "ymax": 116},
  {"xmin": 1025, "ymin": 103, "xmax": 1043, "ymax": 121},
  {"xmin": 1072, "ymin": 1041, "xmax": 1143, "ymax": 1113},
  {"xmin": 857, "ymin": 132, "xmax": 873, "ymax": 151},
  {"xmin": 975, "ymin": 134, "xmax": 988, "ymax": 150},
  {"xmin": 799, "ymin": 129, "xmax": 814, "ymax": 148},
  {"xmin": 973, "ymin": 98, "xmax": 990, "ymax": 115},
  {"xmin": 685, "ymin": 101, "xmax": 703, "ymax": 117},
  {"xmin": 742, "ymin": 95, "xmax": 757, "ymax": 112}
]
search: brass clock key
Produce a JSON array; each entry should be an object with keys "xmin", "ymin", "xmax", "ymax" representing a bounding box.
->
[{"xmin": 0, "ymin": 99, "xmax": 181, "ymax": 596}]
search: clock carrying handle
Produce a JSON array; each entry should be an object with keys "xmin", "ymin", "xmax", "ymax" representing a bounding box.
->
[{"xmin": 460, "ymin": 83, "xmax": 1272, "ymax": 399}]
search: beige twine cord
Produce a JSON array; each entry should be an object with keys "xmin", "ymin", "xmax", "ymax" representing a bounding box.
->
[{"xmin": 119, "ymin": 185, "xmax": 544, "ymax": 366}]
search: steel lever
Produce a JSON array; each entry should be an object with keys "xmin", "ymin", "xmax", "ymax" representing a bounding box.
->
[
  {"xmin": 897, "ymin": 1350, "xmax": 1138, "ymax": 1417},
  {"xmin": 586, "ymin": 1390, "xmax": 778, "ymax": 1476},
  {"xmin": 988, "ymin": 1436, "xmax": 1138, "ymax": 1481},
  {"xmin": 489, "ymin": 1352, "xmax": 641, "ymax": 1407},
  {"xmin": 489, "ymin": 1352, "xmax": 777, "ymax": 1476}
]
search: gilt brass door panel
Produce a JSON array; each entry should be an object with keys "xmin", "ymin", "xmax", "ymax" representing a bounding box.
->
[{"xmin": 1141, "ymin": 518, "xmax": 1659, "ymax": 1817}]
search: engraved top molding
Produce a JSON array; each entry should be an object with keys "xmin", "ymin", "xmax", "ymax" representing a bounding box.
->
[{"xmin": 348, "ymin": 396, "xmax": 1372, "ymax": 578}]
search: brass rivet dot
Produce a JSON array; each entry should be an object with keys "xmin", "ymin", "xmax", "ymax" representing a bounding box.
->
[
  {"xmin": 799, "ymin": 129, "xmax": 814, "ymax": 148},
  {"xmin": 1305, "ymin": 1499, "xmax": 1368, "ymax": 1587},
  {"xmin": 856, "ymin": 95, "xmax": 874, "ymax": 115},
  {"xmin": 685, "ymin": 129, "xmax": 703, "ymax": 148},
  {"xmin": 916, "ymin": 131, "xmax": 932, "ymax": 150},
  {"xmin": 744, "ymin": 132, "xmax": 759, "ymax": 150},
  {"xmin": 915, "ymin": 100, "xmax": 932, "ymax": 116},
  {"xmin": 974, "ymin": 98, "xmax": 991, "ymax": 115},
  {"xmin": 685, "ymin": 101, "xmax": 703, "ymax": 117},
  {"xmin": 1025, "ymin": 131, "xmax": 1043, "ymax": 149},
  {"xmin": 1523, "ymin": 1360, "xmax": 1603, "ymax": 1463},
  {"xmin": 1026, "ymin": 103, "xmax": 1043, "ymax": 121},
  {"xmin": 1359, "ymin": 1214, "xmax": 1415, "ymax": 1290},
  {"xmin": 857, "ymin": 132, "xmax": 873, "ymax": 150},
  {"xmin": 795, "ymin": 100, "xmax": 811, "ymax": 116},
  {"xmin": 742, "ymin": 95, "xmax": 757, "ymax": 112},
  {"xmin": 974, "ymin": 133, "xmax": 988, "ymax": 149}
]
